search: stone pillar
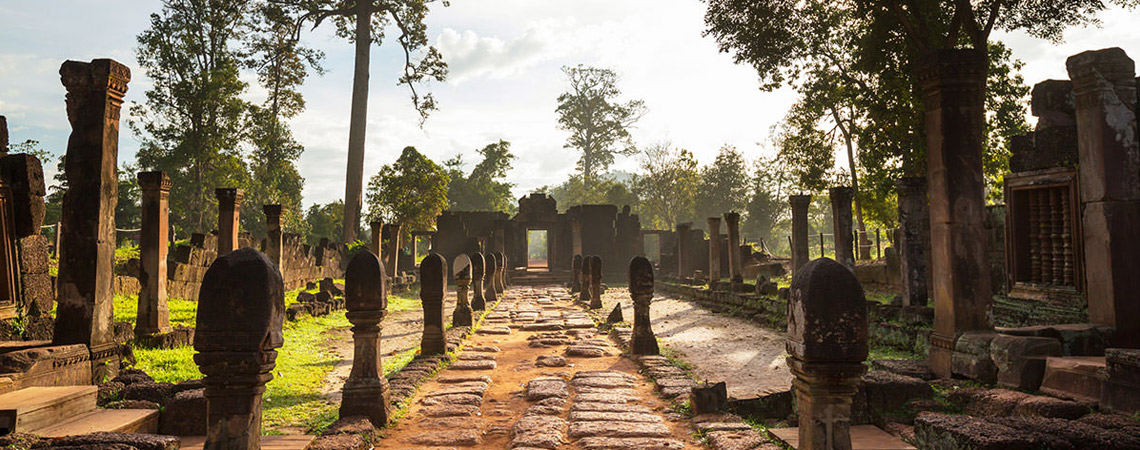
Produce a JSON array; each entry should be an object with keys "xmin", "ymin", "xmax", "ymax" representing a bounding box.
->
[
  {"xmin": 1067, "ymin": 48, "xmax": 1140, "ymax": 348},
  {"xmin": 54, "ymin": 58, "xmax": 130, "ymax": 382},
  {"xmin": 263, "ymin": 205, "xmax": 283, "ymax": 269},
  {"xmin": 215, "ymin": 188, "xmax": 243, "ymax": 257},
  {"xmin": 579, "ymin": 256, "xmax": 593, "ymax": 305},
  {"xmin": 723, "ymin": 212, "xmax": 743, "ymax": 283},
  {"xmin": 497, "ymin": 251, "xmax": 508, "ymax": 290},
  {"xmin": 897, "ymin": 177, "xmax": 931, "ymax": 307},
  {"xmin": 483, "ymin": 252, "xmax": 498, "ymax": 305},
  {"xmin": 194, "ymin": 248, "xmax": 284, "ymax": 450},
  {"xmin": 589, "ymin": 255, "xmax": 603, "ymax": 310},
  {"xmin": 370, "ymin": 221, "xmax": 382, "ymax": 256},
  {"xmin": 471, "ymin": 252, "xmax": 486, "ymax": 310},
  {"xmin": 630, "ymin": 256, "xmax": 659, "ymax": 355},
  {"xmin": 452, "ymin": 254, "xmax": 473, "ymax": 327},
  {"xmin": 570, "ymin": 254, "xmax": 583, "ymax": 293},
  {"xmin": 675, "ymin": 223, "xmax": 691, "ymax": 278},
  {"xmin": 830, "ymin": 187, "xmax": 856, "ymax": 270},
  {"xmin": 383, "ymin": 223, "xmax": 402, "ymax": 279},
  {"xmin": 136, "ymin": 171, "xmax": 171, "ymax": 337},
  {"xmin": 340, "ymin": 250, "xmax": 390, "ymax": 427},
  {"xmin": 790, "ymin": 195, "xmax": 812, "ymax": 274},
  {"xmin": 707, "ymin": 217, "xmax": 722, "ymax": 282},
  {"xmin": 921, "ymin": 49, "xmax": 993, "ymax": 378},
  {"xmin": 0, "ymin": 115, "xmax": 7, "ymax": 153},
  {"xmin": 786, "ymin": 258, "xmax": 868, "ymax": 450},
  {"xmin": 419, "ymin": 252, "xmax": 447, "ymax": 355}
]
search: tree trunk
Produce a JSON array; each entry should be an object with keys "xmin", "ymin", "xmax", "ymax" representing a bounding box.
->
[
  {"xmin": 342, "ymin": 0, "xmax": 371, "ymax": 244},
  {"xmin": 833, "ymin": 108, "xmax": 870, "ymax": 260}
]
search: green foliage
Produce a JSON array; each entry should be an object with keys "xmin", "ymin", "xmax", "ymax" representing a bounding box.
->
[
  {"xmin": 695, "ymin": 145, "xmax": 751, "ymax": 223},
  {"xmin": 631, "ymin": 143, "xmax": 700, "ymax": 229},
  {"xmin": 304, "ymin": 200, "xmax": 344, "ymax": 246},
  {"xmin": 445, "ymin": 140, "xmax": 516, "ymax": 212},
  {"xmin": 743, "ymin": 155, "xmax": 795, "ymax": 243},
  {"xmin": 117, "ymin": 165, "xmax": 142, "ymax": 232},
  {"xmin": 556, "ymin": 65, "xmax": 647, "ymax": 183},
  {"xmin": 366, "ymin": 146, "xmax": 450, "ymax": 242},
  {"xmin": 539, "ymin": 172, "xmax": 636, "ymax": 211}
]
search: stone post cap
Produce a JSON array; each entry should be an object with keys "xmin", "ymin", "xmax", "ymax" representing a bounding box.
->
[
  {"xmin": 1066, "ymin": 47, "xmax": 1135, "ymax": 82},
  {"xmin": 262, "ymin": 204, "xmax": 284, "ymax": 217},
  {"xmin": 580, "ymin": 255, "xmax": 592, "ymax": 275},
  {"xmin": 193, "ymin": 248, "xmax": 284, "ymax": 374},
  {"xmin": 573, "ymin": 254, "xmax": 583, "ymax": 264},
  {"xmin": 60, "ymin": 58, "xmax": 131, "ymax": 96},
  {"xmin": 589, "ymin": 255, "xmax": 602, "ymax": 277},
  {"xmin": 215, "ymin": 188, "xmax": 244, "ymax": 202},
  {"xmin": 137, "ymin": 171, "xmax": 171, "ymax": 191},
  {"xmin": 629, "ymin": 256, "xmax": 654, "ymax": 296},
  {"xmin": 789, "ymin": 194, "xmax": 812, "ymax": 208},
  {"xmin": 420, "ymin": 253, "xmax": 446, "ymax": 295},
  {"xmin": 829, "ymin": 186, "xmax": 854, "ymax": 201},
  {"xmin": 917, "ymin": 48, "xmax": 987, "ymax": 89},
  {"xmin": 470, "ymin": 252, "xmax": 485, "ymax": 278},
  {"xmin": 453, "ymin": 254, "xmax": 472, "ymax": 281},
  {"xmin": 786, "ymin": 257, "xmax": 868, "ymax": 363},
  {"xmin": 345, "ymin": 250, "xmax": 386, "ymax": 313}
]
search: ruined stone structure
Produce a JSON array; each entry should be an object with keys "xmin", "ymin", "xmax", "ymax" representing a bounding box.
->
[
  {"xmin": 215, "ymin": 188, "xmax": 242, "ymax": 257},
  {"xmin": 630, "ymin": 256, "xmax": 659, "ymax": 356},
  {"xmin": 789, "ymin": 195, "xmax": 812, "ymax": 275},
  {"xmin": 578, "ymin": 256, "xmax": 593, "ymax": 305},
  {"xmin": 675, "ymin": 223, "xmax": 692, "ymax": 279},
  {"xmin": 921, "ymin": 49, "xmax": 994, "ymax": 379},
  {"xmin": 723, "ymin": 212, "xmax": 743, "ymax": 283},
  {"xmin": 194, "ymin": 248, "xmax": 284, "ymax": 450},
  {"xmin": 786, "ymin": 258, "xmax": 868, "ymax": 449},
  {"xmin": 830, "ymin": 187, "xmax": 856, "ymax": 270},
  {"xmin": 263, "ymin": 204, "xmax": 284, "ymax": 268},
  {"xmin": 897, "ymin": 177, "xmax": 931, "ymax": 307},
  {"xmin": 570, "ymin": 254, "xmax": 583, "ymax": 293},
  {"xmin": 341, "ymin": 250, "xmax": 391, "ymax": 427},
  {"xmin": 54, "ymin": 58, "xmax": 130, "ymax": 383},
  {"xmin": 419, "ymin": 253, "xmax": 447, "ymax": 355},
  {"xmin": 0, "ymin": 120, "xmax": 53, "ymax": 340},
  {"xmin": 707, "ymin": 217, "xmax": 722, "ymax": 281},
  {"xmin": 136, "ymin": 171, "xmax": 171, "ymax": 337},
  {"xmin": 452, "ymin": 254, "xmax": 473, "ymax": 327}
]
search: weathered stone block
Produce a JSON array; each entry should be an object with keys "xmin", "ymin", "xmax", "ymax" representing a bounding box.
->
[
  {"xmin": 1040, "ymin": 356, "xmax": 1106, "ymax": 404},
  {"xmin": 990, "ymin": 335, "xmax": 1062, "ymax": 391},
  {"xmin": 913, "ymin": 412, "xmax": 1065, "ymax": 450},
  {"xmin": 0, "ymin": 154, "xmax": 46, "ymax": 236},
  {"xmin": 952, "ymin": 331, "xmax": 999, "ymax": 383}
]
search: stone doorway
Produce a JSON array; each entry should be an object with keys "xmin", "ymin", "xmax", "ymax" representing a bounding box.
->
[{"xmin": 526, "ymin": 229, "xmax": 549, "ymax": 270}]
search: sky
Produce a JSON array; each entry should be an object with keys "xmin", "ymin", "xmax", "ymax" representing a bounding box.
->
[{"xmin": 1, "ymin": 1, "xmax": 1139, "ymax": 209}]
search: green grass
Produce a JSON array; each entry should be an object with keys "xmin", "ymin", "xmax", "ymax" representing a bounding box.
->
[
  {"xmin": 113, "ymin": 294, "xmax": 197, "ymax": 328},
  {"xmin": 388, "ymin": 289, "xmax": 421, "ymax": 313},
  {"xmin": 866, "ymin": 291, "xmax": 897, "ymax": 305},
  {"xmin": 867, "ymin": 345, "xmax": 922, "ymax": 364}
]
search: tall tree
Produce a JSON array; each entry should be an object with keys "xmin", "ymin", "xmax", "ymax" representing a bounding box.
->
[
  {"xmin": 445, "ymin": 140, "xmax": 516, "ymax": 212},
  {"xmin": 631, "ymin": 143, "xmax": 700, "ymax": 229},
  {"xmin": 131, "ymin": 0, "xmax": 252, "ymax": 233},
  {"xmin": 243, "ymin": 1, "xmax": 324, "ymax": 237},
  {"xmin": 695, "ymin": 145, "xmax": 750, "ymax": 223},
  {"xmin": 555, "ymin": 65, "xmax": 646, "ymax": 185},
  {"xmin": 743, "ymin": 155, "xmax": 795, "ymax": 244},
  {"xmin": 365, "ymin": 146, "xmax": 449, "ymax": 243},
  {"xmin": 304, "ymin": 200, "xmax": 344, "ymax": 246},
  {"xmin": 286, "ymin": 0, "xmax": 448, "ymax": 243}
]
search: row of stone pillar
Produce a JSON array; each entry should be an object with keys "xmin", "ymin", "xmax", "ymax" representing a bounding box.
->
[{"xmin": 674, "ymin": 212, "xmax": 743, "ymax": 282}]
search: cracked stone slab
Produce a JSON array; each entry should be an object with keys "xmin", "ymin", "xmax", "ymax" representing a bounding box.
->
[
  {"xmin": 457, "ymin": 352, "xmax": 497, "ymax": 361},
  {"xmin": 572, "ymin": 376, "xmax": 636, "ymax": 388},
  {"xmin": 422, "ymin": 404, "xmax": 481, "ymax": 417},
  {"xmin": 572, "ymin": 402, "xmax": 653, "ymax": 413},
  {"xmin": 466, "ymin": 345, "xmax": 501, "ymax": 352},
  {"xmin": 536, "ymin": 355, "xmax": 568, "ymax": 367},
  {"xmin": 576, "ymin": 392, "xmax": 635, "ymax": 403},
  {"xmin": 420, "ymin": 393, "xmax": 484, "ymax": 406},
  {"xmin": 450, "ymin": 360, "xmax": 498, "ymax": 370},
  {"xmin": 569, "ymin": 421, "xmax": 672, "ymax": 438},
  {"xmin": 422, "ymin": 383, "xmax": 488, "ymax": 397},
  {"xmin": 477, "ymin": 326, "xmax": 512, "ymax": 335},
  {"xmin": 408, "ymin": 429, "xmax": 483, "ymax": 446},
  {"xmin": 570, "ymin": 411, "xmax": 664, "ymax": 422},
  {"xmin": 511, "ymin": 414, "xmax": 567, "ymax": 449},
  {"xmin": 523, "ymin": 322, "xmax": 565, "ymax": 331},
  {"xmin": 566, "ymin": 345, "xmax": 610, "ymax": 357},
  {"xmin": 437, "ymin": 375, "xmax": 493, "ymax": 384},
  {"xmin": 577, "ymin": 437, "xmax": 687, "ymax": 450},
  {"xmin": 526, "ymin": 377, "xmax": 570, "ymax": 401},
  {"xmin": 705, "ymin": 430, "xmax": 772, "ymax": 450}
]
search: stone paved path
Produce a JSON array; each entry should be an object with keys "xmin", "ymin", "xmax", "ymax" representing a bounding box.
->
[
  {"xmin": 381, "ymin": 286, "xmax": 703, "ymax": 449},
  {"xmin": 598, "ymin": 287, "xmax": 792, "ymax": 398}
]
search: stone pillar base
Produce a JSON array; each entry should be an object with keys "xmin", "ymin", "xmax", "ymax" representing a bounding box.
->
[
  {"xmin": 452, "ymin": 305, "xmax": 473, "ymax": 327},
  {"xmin": 340, "ymin": 380, "xmax": 391, "ymax": 427},
  {"xmin": 631, "ymin": 333, "xmax": 659, "ymax": 356}
]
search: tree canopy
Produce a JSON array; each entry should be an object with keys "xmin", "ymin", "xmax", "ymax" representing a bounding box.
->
[
  {"xmin": 365, "ymin": 146, "xmax": 450, "ymax": 242},
  {"xmin": 555, "ymin": 65, "xmax": 646, "ymax": 185},
  {"xmin": 445, "ymin": 140, "xmax": 517, "ymax": 212}
]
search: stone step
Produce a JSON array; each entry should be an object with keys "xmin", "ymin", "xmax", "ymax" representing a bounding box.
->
[
  {"xmin": 30, "ymin": 408, "xmax": 160, "ymax": 437},
  {"xmin": 0, "ymin": 385, "xmax": 97, "ymax": 433},
  {"xmin": 180, "ymin": 435, "xmax": 315, "ymax": 450},
  {"xmin": 1039, "ymin": 356, "xmax": 1106, "ymax": 403},
  {"xmin": 769, "ymin": 425, "xmax": 915, "ymax": 449}
]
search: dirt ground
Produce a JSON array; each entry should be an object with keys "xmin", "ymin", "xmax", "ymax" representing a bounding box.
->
[{"xmin": 598, "ymin": 287, "xmax": 793, "ymax": 399}]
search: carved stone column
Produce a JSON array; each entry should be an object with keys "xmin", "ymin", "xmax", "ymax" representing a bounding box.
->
[
  {"xmin": 830, "ymin": 187, "xmax": 856, "ymax": 270},
  {"xmin": 370, "ymin": 221, "xmax": 382, "ymax": 256},
  {"xmin": 786, "ymin": 258, "xmax": 868, "ymax": 450},
  {"xmin": 419, "ymin": 253, "xmax": 447, "ymax": 355},
  {"xmin": 483, "ymin": 252, "xmax": 499, "ymax": 305},
  {"xmin": 471, "ymin": 252, "xmax": 487, "ymax": 311},
  {"xmin": 790, "ymin": 195, "xmax": 812, "ymax": 275},
  {"xmin": 263, "ymin": 205, "xmax": 283, "ymax": 269},
  {"xmin": 136, "ymin": 171, "xmax": 171, "ymax": 337},
  {"xmin": 579, "ymin": 256, "xmax": 592, "ymax": 305},
  {"xmin": 630, "ymin": 256, "xmax": 659, "ymax": 355},
  {"xmin": 589, "ymin": 255, "xmax": 603, "ymax": 310},
  {"xmin": 921, "ymin": 49, "xmax": 993, "ymax": 378},
  {"xmin": 194, "ymin": 248, "xmax": 284, "ymax": 450},
  {"xmin": 452, "ymin": 254, "xmax": 473, "ymax": 327},
  {"xmin": 340, "ymin": 250, "xmax": 390, "ymax": 427},
  {"xmin": 570, "ymin": 254, "xmax": 583, "ymax": 293},
  {"xmin": 723, "ymin": 213, "xmax": 743, "ymax": 283},
  {"xmin": 54, "ymin": 58, "xmax": 130, "ymax": 382},
  {"xmin": 897, "ymin": 177, "xmax": 931, "ymax": 307},
  {"xmin": 707, "ymin": 217, "xmax": 722, "ymax": 282},
  {"xmin": 215, "ymin": 188, "xmax": 243, "ymax": 256},
  {"xmin": 1067, "ymin": 48, "xmax": 1140, "ymax": 348}
]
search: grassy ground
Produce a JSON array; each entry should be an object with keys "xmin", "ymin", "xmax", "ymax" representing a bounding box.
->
[{"xmin": 124, "ymin": 282, "xmax": 419, "ymax": 434}]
